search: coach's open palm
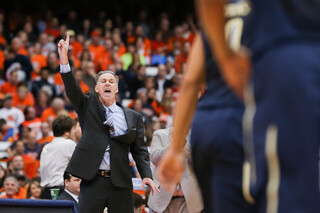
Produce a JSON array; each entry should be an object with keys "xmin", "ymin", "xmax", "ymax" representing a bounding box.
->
[{"xmin": 58, "ymin": 32, "xmax": 69, "ymax": 65}]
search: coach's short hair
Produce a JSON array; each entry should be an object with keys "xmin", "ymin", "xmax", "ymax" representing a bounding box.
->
[
  {"xmin": 95, "ymin": 71, "xmax": 119, "ymax": 84},
  {"xmin": 52, "ymin": 115, "xmax": 75, "ymax": 137}
]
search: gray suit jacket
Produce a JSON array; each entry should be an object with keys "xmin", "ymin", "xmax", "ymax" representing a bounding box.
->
[{"xmin": 148, "ymin": 128, "xmax": 203, "ymax": 213}]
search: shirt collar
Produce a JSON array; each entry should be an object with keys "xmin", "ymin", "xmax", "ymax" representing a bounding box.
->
[
  {"xmin": 103, "ymin": 102, "xmax": 117, "ymax": 113},
  {"xmin": 65, "ymin": 189, "xmax": 79, "ymax": 203}
]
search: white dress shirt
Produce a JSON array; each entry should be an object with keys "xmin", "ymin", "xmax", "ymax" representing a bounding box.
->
[
  {"xmin": 40, "ymin": 137, "xmax": 76, "ymax": 187},
  {"xmin": 0, "ymin": 106, "xmax": 25, "ymax": 138}
]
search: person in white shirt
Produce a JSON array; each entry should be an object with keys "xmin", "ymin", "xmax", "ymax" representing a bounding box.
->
[
  {"xmin": 59, "ymin": 171, "xmax": 81, "ymax": 210},
  {"xmin": 40, "ymin": 115, "xmax": 76, "ymax": 199},
  {"xmin": 0, "ymin": 94, "xmax": 25, "ymax": 139}
]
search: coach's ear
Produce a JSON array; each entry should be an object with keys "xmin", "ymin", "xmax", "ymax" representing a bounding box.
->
[{"xmin": 95, "ymin": 85, "xmax": 99, "ymax": 93}]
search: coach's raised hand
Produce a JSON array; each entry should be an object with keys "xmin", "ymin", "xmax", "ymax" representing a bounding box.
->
[{"xmin": 58, "ymin": 32, "xmax": 69, "ymax": 65}]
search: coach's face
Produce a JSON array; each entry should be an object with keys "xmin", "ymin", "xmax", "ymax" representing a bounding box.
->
[{"xmin": 95, "ymin": 73, "xmax": 118, "ymax": 106}]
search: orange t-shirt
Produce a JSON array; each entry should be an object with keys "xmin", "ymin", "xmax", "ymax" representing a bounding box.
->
[
  {"xmin": 45, "ymin": 29, "xmax": 60, "ymax": 38},
  {"xmin": 151, "ymin": 40, "xmax": 166, "ymax": 53},
  {"xmin": 95, "ymin": 50, "xmax": 112, "ymax": 71},
  {"xmin": 13, "ymin": 92, "xmax": 35, "ymax": 110},
  {"xmin": 0, "ymin": 49, "xmax": 4, "ymax": 70},
  {"xmin": 41, "ymin": 107, "xmax": 57, "ymax": 122},
  {"xmin": 71, "ymin": 41, "xmax": 83, "ymax": 59},
  {"xmin": 0, "ymin": 35, "xmax": 6, "ymax": 46},
  {"xmin": 89, "ymin": 44, "xmax": 105, "ymax": 60},
  {"xmin": 31, "ymin": 54, "xmax": 47, "ymax": 79},
  {"xmin": 167, "ymin": 37, "xmax": 187, "ymax": 52},
  {"xmin": 0, "ymin": 82, "xmax": 17, "ymax": 95},
  {"xmin": 38, "ymin": 135, "xmax": 54, "ymax": 145},
  {"xmin": 117, "ymin": 45, "xmax": 127, "ymax": 57},
  {"xmin": 17, "ymin": 47, "xmax": 28, "ymax": 56},
  {"xmin": 174, "ymin": 53, "xmax": 188, "ymax": 73},
  {"xmin": 79, "ymin": 81, "xmax": 90, "ymax": 94}
]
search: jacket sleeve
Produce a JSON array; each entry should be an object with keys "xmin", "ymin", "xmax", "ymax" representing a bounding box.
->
[
  {"xmin": 150, "ymin": 130, "xmax": 169, "ymax": 166},
  {"xmin": 61, "ymin": 71, "xmax": 87, "ymax": 113},
  {"xmin": 130, "ymin": 115, "xmax": 152, "ymax": 179}
]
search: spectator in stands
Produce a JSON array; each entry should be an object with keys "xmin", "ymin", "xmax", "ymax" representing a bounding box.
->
[
  {"xmin": 0, "ymin": 118, "xmax": 14, "ymax": 142},
  {"xmin": 0, "ymin": 176, "xmax": 20, "ymax": 199},
  {"xmin": 148, "ymin": 128, "xmax": 203, "ymax": 213},
  {"xmin": 39, "ymin": 33, "xmax": 56, "ymax": 57},
  {"xmin": 133, "ymin": 192, "xmax": 146, "ymax": 213},
  {"xmin": 74, "ymin": 69, "xmax": 90, "ymax": 94},
  {"xmin": 155, "ymin": 64, "xmax": 173, "ymax": 102},
  {"xmin": 24, "ymin": 131, "xmax": 40, "ymax": 161},
  {"xmin": 0, "ymin": 165, "xmax": 6, "ymax": 189},
  {"xmin": 29, "ymin": 42, "xmax": 47, "ymax": 78},
  {"xmin": 23, "ymin": 106, "xmax": 42, "ymax": 140},
  {"xmin": 8, "ymin": 155, "xmax": 24, "ymax": 176},
  {"xmin": 0, "ymin": 94, "xmax": 25, "ymax": 139},
  {"xmin": 34, "ymin": 90, "xmax": 50, "ymax": 117},
  {"xmin": 26, "ymin": 179, "xmax": 42, "ymax": 199},
  {"xmin": 14, "ymin": 169, "xmax": 29, "ymax": 189},
  {"xmin": 12, "ymin": 81, "xmax": 35, "ymax": 111},
  {"xmin": 38, "ymin": 121, "xmax": 54, "ymax": 144},
  {"xmin": 0, "ymin": 69, "xmax": 18, "ymax": 95},
  {"xmin": 46, "ymin": 51, "xmax": 59, "ymax": 75},
  {"xmin": 31, "ymin": 68, "xmax": 56, "ymax": 100},
  {"xmin": 58, "ymin": 172, "xmax": 81, "ymax": 210},
  {"xmin": 3, "ymin": 46, "xmax": 32, "ymax": 81},
  {"xmin": 128, "ymin": 65, "xmax": 146, "ymax": 99},
  {"xmin": 40, "ymin": 115, "xmax": 76, "ymax": 199},
  {"xmin": 132, "ymin": 98, "xmax": 151, "ymax": 130},
  {"xmin": 174, "ymin": 41, "xmax": 191, "ymax": 73},
  {"xmin": 81, "ymin": 61, "xmax": 96, "ymax": 90},
  {"xmin": 41, "ymin": 97, "xmax": 65, "ymax": 122}
]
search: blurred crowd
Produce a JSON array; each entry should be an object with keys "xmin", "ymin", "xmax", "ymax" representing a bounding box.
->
[{"xmin": 0, "ymin": 7, "xmax": 197, "ymax": 212}]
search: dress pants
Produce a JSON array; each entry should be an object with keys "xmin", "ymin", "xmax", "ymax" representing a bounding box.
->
[{"xmin": 78, "ymin": 174, "xmax": 133, "ymax": 213}]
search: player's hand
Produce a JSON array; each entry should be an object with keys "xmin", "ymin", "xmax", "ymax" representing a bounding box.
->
[
  {"xmin": 219, "ymin": 48, "xmax": 251, "ymax": 99},
  {"xmin": 58, "ymin": 32, "xmax": 70, "ymax": 65},
  {"xmin": 142, "ymin": 177, "xmax": 160, "ymax": 196},
  {"xmin": 157, "ymin": 148, "xmax": 186, "ymax": 192}
]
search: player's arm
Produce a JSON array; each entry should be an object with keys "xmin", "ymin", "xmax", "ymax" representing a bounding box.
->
[
  {"xmin": 157, "ymin": 34, "xmax": 205, "ymax": 191},
  {"xmin": 58, "ymin": 32, "xmax": 85, "ymax": 112},
  {"xmin": 197, "ymin": 0, "xmax": 251, "ymax": 98}
]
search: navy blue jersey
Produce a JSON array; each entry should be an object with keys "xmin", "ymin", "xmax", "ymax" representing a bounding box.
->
[
  {"xmin": 243, "ymin": 0, "xmax": 320, "ymax": 59},
  {"xmin": 197, "ymin": 0, "xmax": 250, "ymax": 110}
]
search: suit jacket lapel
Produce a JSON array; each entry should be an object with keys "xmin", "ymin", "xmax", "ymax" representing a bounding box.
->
[{"xmin": 116, "ymin": 102, "xmax": 132, "ymax": 131}]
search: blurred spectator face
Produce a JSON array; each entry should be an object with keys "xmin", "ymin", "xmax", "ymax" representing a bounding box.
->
[
  {"xmin": 38, "ymin": 90, "xmax": 50, "ymax": 106},
  {"xmin": 136, "ymin": 37, "xmax": 144, "ymax": 49},
  {"xmin": 125, "ymin": 21, "xmax": 134, "ymax": 32},
  {"xmin": 52, "ymin": 98, "xmax": 65, "ymax": 113},
  {"xmin": 9, "ymin": 70, "xmax": 19, "ymax": 85},
  {"xmin": 47, "ymin": 52, "xmax": 58, "ymax": 67},
  {"xmin": 137, "ymin": 65, "xmax": 146, "ymax": 78},
  {"xmin": 40, "ymin": 68, "xmax": 50, "ymax": 80},
  {"xmin": 160, "ymin": 18, "xmax": 169, "ymax": 32},
  {"xmin": 105, "ymin": 39, "xmax": 113, "ymax": 51},
  {"xmin": 39, "ymin": 33, "xmax": 48, "ymax": 45},
  {"xmin": 74, "ymin": 70, "xmax": 83, "ymax": 82},
  {"xmin": 41, "ymin": 122, "xmax": 51, "ymax": 136},
  {"xmin": 135, "ymin": 26, "xmax": 143, "ymax": 36},
  {"xmin": 17, "ymin": 84, "xmax": 28, "ymax": 100},
  {"xmin": 183, "ymin": 41, "xmax": 191, "ymax": 54},
  {"xmin": 112, "ymin": 33, "xmax": 121, "ymax": 45},
  {"xmin": 127, "ymin": 44, "xmax": 135, "ymax": 54},
  {"xmin": 24, "ymin": 22, "xmax": 33, "ymax": 33},
  {"xmin": 69, "ymin": 11, "xmax": 77, "ymax": 20},
  {"xmin": 77, "ymin": 34, "xmax": 85, "ymax": 44},
  {"xmin": 3, "ymin": 177, "xmax": 19, "ymax": 197},
  {"xmin": 65, "ymin": 175, "xmax": 81, "ymax": 196},
  {"xmin": 51, "ymin": 17, "xmax": 59, "ymax": 28},
  {"xmin": 22, "ymin": 126, "xmax": 31, "ymax": 139},
  {"xmin": 3, "ymin": 98, "xmax": 13, "ymax": 109},
  {"xmin": 84, "ymin": 61, "xmax": 95, "ymax": 75},
  {"xmin": 133, "ymin": 99, "xmax": 143, "ymax": 112},
  {"xmin": 157, "ymin": 65, "xmax": 167, "ymax": 79},
  {"xmin": 25, "ymin": 106, "xmax": 36, "ymax": 120},
  {"xmin": 83, "ymin": 40, "xmax": 91, "ymax": 51},
  {"xmin": 105, "ymin": 19, "xmax": 113, "ymax": 30},
  {"xmin": 174, "ymin": 26, "xmax": 183, "ymax": 38},
  {"xmin": 147, "ymin": 88, "xmax": 157, "ymax": 100},
  {"xmin": 137, "ymin": 90, "xmax": 147, "ymax": 104},
  {"xmin": 163, "ymin": 88, "xmax": 173, "ymax": 100},
  {"xmin": 108, "ymin": 64, "xmax": 116, "ymax": 73},
  {"xmin": 34, "ymin": 43, "xmax": 42, "ymax": 54},
  {"xmin": 26, "ymin": 131, "xmax": 37, "ymax": 147},
  {"xmin": 115, "ymin": 58, "xmax": 123, "ymax": 70},
  {"xmin": 83, "ymin": 19, "xmax": 90, "ymax": 30},
  {"xmin": 144, "ymin": 77, "xmax": 155, "ymax": 89},
  {"xmin": 18, "ymin": 32, "xmax": 28, "ymax": 44},
  {"xmin": 60, "ymin": 25, "xmax": 67, "ymax": 37},
  {"xmin": 11, "ymin": 37, "xmax": 22, "ymax": 52},
  {"xmin": 14, "ymin": 141, "xmax": 25, "ymax": 155},
  {"xmin": 29, "ymin": 181, "xmax": 42, "ymax": 198},
  {"xmin": 12, "ymin": 155, "xmax": 24, "ymax": 171},
  {"xmin": 155, "ymin": 31, "xmax": 163, "ymax": 41}
]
